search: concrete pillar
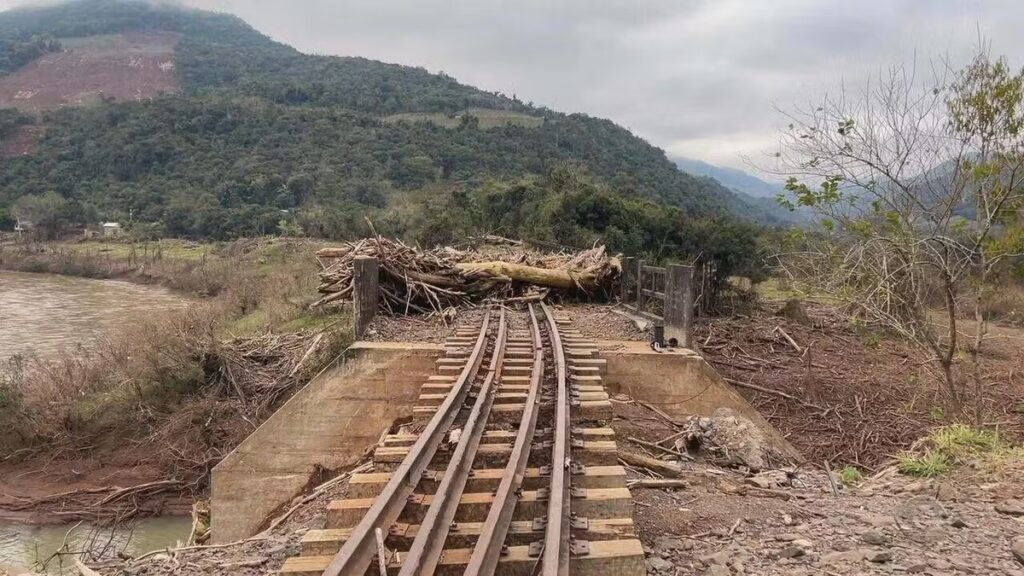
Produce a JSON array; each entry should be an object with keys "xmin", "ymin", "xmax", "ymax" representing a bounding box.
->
[
  {"xmin": 353, "ymin": 256, "xmax": 379, "ymax": 338},
  {"xmin": 664, "ymin": 264, "xmax": 694, "ymax": 349}
]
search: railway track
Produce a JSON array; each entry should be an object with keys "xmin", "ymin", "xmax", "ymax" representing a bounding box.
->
[{"xmin": 280, "ymin": 304, "xmax": 645, "ymax": 576}]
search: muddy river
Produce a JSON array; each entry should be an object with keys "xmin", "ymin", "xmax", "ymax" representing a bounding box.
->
[
  {"xmin": 0, "ymin": 519, "xmax": 192, "ymax": 575},
  {"xmin": 0, "ymin": 270, "xmax": 186, "ymax": 363},
  {"xmin": 0, "ymin": 270, "xmax": 192, "ymax": 574}
]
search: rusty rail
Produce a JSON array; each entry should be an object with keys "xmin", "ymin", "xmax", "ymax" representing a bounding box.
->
[
  {"xmin": 540, "ymin": 303, "xmax": 571, "ymax": 576},
  {"xmin": 398, "ymin": 309, "xmax": 508, "ymax": 575},
  {"xmin": 465, "ymin": 304, "xmax": 546, "ymax": 574},
  {"xmin": 320, "ymin": 312, "xmax": 492, "ymax": 576}
]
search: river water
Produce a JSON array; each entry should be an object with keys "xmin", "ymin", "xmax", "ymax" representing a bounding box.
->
[
  {"xmin": 0, "ymin": 270, "xmax": 193, "ymax": 574},
  {"xmin": 0, "ymin": 519, "xmax": 192, "ymax": 575},
  {"xmin": 0, "ymin": 270, "xmax": 186, "ymax": 363}
]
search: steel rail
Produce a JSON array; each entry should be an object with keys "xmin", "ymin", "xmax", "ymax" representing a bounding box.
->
[
  {"xmin": 321, "ymin": 312, "xmax": 493, "ymax": 576},
  {"xmin": 398, "ymin": 309, "xmax": 508, "ymax": 576},
  {"xmin": 540, "ymin": 303, "xmax": 571, "ymax": 576},
  {"xmin": 465, "ymin": 303, "xmax": 546, "ymax": 575}
]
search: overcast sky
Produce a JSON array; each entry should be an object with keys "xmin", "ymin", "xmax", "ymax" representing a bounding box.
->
[{"xmin": 3, "ymin": 0, "xmax": 1023, "ymax": 174}]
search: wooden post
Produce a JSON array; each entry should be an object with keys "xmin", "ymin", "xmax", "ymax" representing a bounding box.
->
[
  {"xmin": 620, "ymin": 256, "xmax": 635, "ymax": 304},
  {"xmin": 353, "ymin": 255, "xmax": 379, "ymax": 339},
  {"xmin": 664, "ymin": 264, "xmax": 695, "ymax": 349},
  {"xmin": 636, "ymin": 260, "xmax": 645, "ymax": 312}
]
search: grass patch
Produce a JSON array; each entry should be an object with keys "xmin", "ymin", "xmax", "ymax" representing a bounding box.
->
[
  {"xmin": 839, "ymin": 465, "xmax": 864, "ymax": 486},
  {"xmin": 896, "ymin": 424, "xmax": 1016, "ymax": 478}
]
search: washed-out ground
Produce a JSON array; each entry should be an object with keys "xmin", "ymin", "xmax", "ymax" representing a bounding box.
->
[
  {"xmin": 1, "ymin": 298, "xmax": 1018, "ymax": 575},
  {"xmin": 70, "ymin": 434, "xmax": 1024, "ymax": 575},
  {"xmin": 59, "ymin": 301, "xmax": 1024, "ymax": 576}
]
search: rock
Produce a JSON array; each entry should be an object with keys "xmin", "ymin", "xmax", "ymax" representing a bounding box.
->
[
  {"xmin": 949, "ymin": 557, "xmax": 975, "ymax": 573},
  {"xmin": 700, "ymin": 550, "xmax": 732, "ymax": 566},
  {"xmin": 778, "ymin": 546, "xmax": 805, "ymax": 558},
  {"xmin": 901, "ymin": 481, "xmax": 928, "ymax": 493},
  {"xmin": 821, "ymin": 549, "xmax": 867, "ymax": 565},
  {"xmin": 790, "ymin": 539, "xmax": 814, "ymax": 548},
  {"xmin": 706, "ymin": 566, "xmax": 731, "ymax": 576},
  {"xmin": 950, "ymin": 517, "xmax": 968, "ymax": 528},
  {"xmin": 929, "ymin": 558, "xmax": 953, "ymax": 570},
  {"xmin": 852, "ymin": 511, "xmax": 895, "ymax": 527},
  {"xmin": 861, "ymin": 530, "xmax": 888, "ymax": 545},
  {"xmin": 774, "ymin": 533, "xmax": 800, "ymax": 542},
  {"xmin": 1012, "ymin": 537, "xmax": 1024, "ymax": 565},
  {"xmin": 746, "ymin": 469, "xmax": 789, "ymax": 489},
  {"xmin": 866, "ymin": 550, "xmax": 892, "ymax": 563},
  {"xmin": 646, "ymin": 555, "xmax": 674, "ymax": 572},
  {"xmin": 777, "ymin": 298, "xmax": 813, "ymax": 325},
  {"xmin": 907, "ymin": 562, "xmax": 928, "ymax": 573},
  {"xmin": 936, "ymin": 483, "xmax": 957, "ymax": 501},
  {"xmin": 924, "ymin": 527, "xmax": 945, "ymax": 542},
  {"xmin": 684, "ymin": 408, "xmax": 779, "ymax": 471},
  {"xmin": 653, "ymin": 536, "xmax": 686, "ymax": 552},
  {"xmin": 781, "ymin": 513, "xmax": 794, "ymax": 526},
  {"xmin": 996, "ymin": 499, "xmax": 1024, "ymax": 516}
]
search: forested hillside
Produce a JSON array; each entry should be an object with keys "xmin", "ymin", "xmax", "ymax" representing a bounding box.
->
[{"xmin": 0, "ymin": 0, "xmax": 776, "ymax": 278}]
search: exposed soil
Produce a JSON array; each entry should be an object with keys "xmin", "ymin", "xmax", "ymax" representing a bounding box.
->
[
  {"xmin": 694, "ymin": 301, "xmax": 1024, "ymax": 470},
  {"xmin": 0, "ymin": 459, "xmax": 191, "ymax": 524},
  {"xmin": 45, "ymin": 302, "xmax": 1024, "ymax": 575},
  {"xmin": 0, "ymin": 124, "xmax": 43, "ymax": 158},
  {"xmin": 363, "ymin": 299, "xmax": 1024, "ymax": 470},
  {"xmin": 0, "ymin": 30, "xmax": 179, "ymax": 114},
  {"xmin": 629, "ymin": 458, "xmax": 1024, "ymax": 576},
  {"xmin": 77, "ymin": 442, "xmax": 1024, "ymax": 575}
]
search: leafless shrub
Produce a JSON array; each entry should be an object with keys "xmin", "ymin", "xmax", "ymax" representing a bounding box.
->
[{"xmin": 767, "ymin": 47, "xmax": 1024, "ymax": 418}]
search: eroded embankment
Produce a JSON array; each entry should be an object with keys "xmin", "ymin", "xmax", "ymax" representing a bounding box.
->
[{"xmin": 0, "ymin": 239, "xmax": 351, "ymax": 529}]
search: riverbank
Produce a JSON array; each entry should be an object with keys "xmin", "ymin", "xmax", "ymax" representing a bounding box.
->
[{"xmin": 0, "ymin": 238, "xmax": 353, "ymax": 532}]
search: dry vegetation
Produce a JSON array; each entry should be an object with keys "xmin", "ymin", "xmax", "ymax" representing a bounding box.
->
[
  {"xmin": 313, "ymin": 236, "xmax": 620, "ymax": 311},
  {"xmin": 693, "ymin": 296, "xmax": 1024, "ymax": 471},
  {"xmin": 0, "ymin": 238, "xmax": 353, "ymax": 521}
]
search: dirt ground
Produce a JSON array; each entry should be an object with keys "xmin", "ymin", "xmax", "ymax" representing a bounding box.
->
[
  {"xmin": 0, "ymin": 31, "xmax": 180, "ymax": 114},
  {"xmin": 0, "ymin": 124, "xmax": 43, "ymax": 158},
  {"xmin": 561, "ymin": 299, "xmax": 1024, "ymax": 470},
  {"xmin": 70, "ymin": 433, "xmax": 1024, "ymax": 576},
  {"xmin": 14, "ymin": 300, "xmax": 1023, "ymax": 575}
]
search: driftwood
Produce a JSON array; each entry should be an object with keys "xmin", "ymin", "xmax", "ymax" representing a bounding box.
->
[
  {"xmin": 453, "ymin": 261, "xmax": 599, "ymax": 290},
  {"xmin": 618, "ymin": 450, "xmax": 685, "ymax": 478},
  {"xmin": 626, "ymin": 478, "xmax": 689, "ymax": 489},
  {"xmin": 627, "ymin": 436, "xmax": 694, "ymax": 461},
  {"xmin": 313, "ymin": 237, "xmax": 620, "ymax": 313},
  {"xmin": 75, "ymin": 559, "xmax": 102, "ymax": 576},
  {"xmin": 723, "ymin": 377, "xmax": 825, "ymax": 411}
]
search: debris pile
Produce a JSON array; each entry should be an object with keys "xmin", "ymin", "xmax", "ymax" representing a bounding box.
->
[
  {"xmin": 681, "ymin": 408, "xmax": 783, "ymax": 471},
  {"xmin": 312, "ymin": 237, "xmax": 621, "ymax": 312}
]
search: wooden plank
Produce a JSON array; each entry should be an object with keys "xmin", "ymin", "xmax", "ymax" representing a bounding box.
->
[{"xmin": 282, "ymin": 539, "xmax": 645, "ymax": 576}]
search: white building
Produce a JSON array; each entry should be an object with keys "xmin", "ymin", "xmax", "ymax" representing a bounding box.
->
[{"xmin": 102, "ymin": 222, "xmax": 121, "ymax": 237}]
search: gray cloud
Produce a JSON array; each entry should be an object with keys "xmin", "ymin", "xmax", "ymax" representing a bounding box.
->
[{"xmin": 2, "ymin": 0, "xmax": 1022, "ymax": 174}]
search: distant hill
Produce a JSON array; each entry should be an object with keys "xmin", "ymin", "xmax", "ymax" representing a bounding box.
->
[
  {"xmin": 0, "ymin": 0, "xmax": 780, "ymax": 277},
  {"xmin": 674, "ymin": 157, "xmax": 781, "ymax": 199}
]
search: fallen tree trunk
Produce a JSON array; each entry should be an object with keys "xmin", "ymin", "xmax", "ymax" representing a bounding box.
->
[
  {"xmin": 312, "ymin": 237, "xmax": 620, "ymax": 313},
  {"xmin": 453, "ymin": 261, "xmax": 600, "ymax": 291}
]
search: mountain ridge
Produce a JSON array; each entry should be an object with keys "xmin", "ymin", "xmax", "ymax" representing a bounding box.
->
[
  {"xmin": 673, "ymin": 156, "xmax": 781, "ymax": 199},
  {"xmin": 0, "ymin": 0, "xmax": 781, "ymax": 272}
]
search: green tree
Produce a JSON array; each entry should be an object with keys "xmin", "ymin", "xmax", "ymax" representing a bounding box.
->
[{"xmin": 13, "ymin": 191, "xmax": 73, "ymax": 239}]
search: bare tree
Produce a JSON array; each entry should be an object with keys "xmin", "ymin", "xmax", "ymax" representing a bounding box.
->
[{"xmin": 769, "ymin": 48, "xmax": 1024, "ymax": 418}]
